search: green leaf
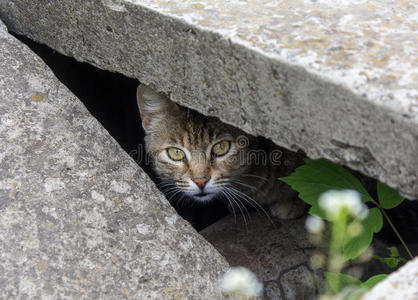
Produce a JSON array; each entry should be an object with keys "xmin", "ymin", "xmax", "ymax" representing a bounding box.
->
[
  {"xmin": 373, "ymin": 256, "xmax": 399, "ymax": 268},
  {"xmin": 343, "ymin": 230, "xmax": 373, "ymax": 261},
  {"xmin": 387, "ymin": 246, "xmax": 399, "ymax": 257},
  {"xmin": 280, "ymin": 159, "xmax": 387, "ymax": 262},
  {"xmin": 346, "ymin": 288, "xmax": 368, "ymax": 300},
  {"xmin": 325, "ymin": 272, "xmax": 362, "ymax": 293},
  {"xmin": 308, "ymin": 205, "xmax": 327, "ymax": 219},
  {"xmin": 360, "ymin": 274, "xmax": 388, "ymax": 289},
  {"xmin": 343, "ymin": 208, "xmax": 383, "ymax": 260},
  {"xmin": 279, "ymin": 159, "xmax": 374, "ymax": 220},
  {"xmin": 377, "ymin": 181, "xmax": 404, "ymax": 209},
  {"xmin": 363, "ymin": 207, "xmax": 383, "ymax": 233},
  {"xmin": 373, "ymin": 246, "xmax": 407, "ymax": 268}
]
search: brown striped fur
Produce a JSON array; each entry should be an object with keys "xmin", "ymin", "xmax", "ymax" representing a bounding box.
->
[{"xmin": 137, "ymin": 84, "xmax": 307, "ymax": 219}]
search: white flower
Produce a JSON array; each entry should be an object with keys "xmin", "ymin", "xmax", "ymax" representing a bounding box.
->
[
  {"xmin": 305, "ymin": 215, "xmax": 325, "ymax": 233},
  {"xmin": 319, "ymin": 190, "xmax": 369, "ymax": 220},
  {"xmin": 219, "ymin": 266, "xmax": 263, "ymax": 298}
]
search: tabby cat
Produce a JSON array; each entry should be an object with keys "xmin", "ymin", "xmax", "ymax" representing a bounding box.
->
[{"xmin": 137, "ymin": 84, "xmax": 307, "ymax": 220}]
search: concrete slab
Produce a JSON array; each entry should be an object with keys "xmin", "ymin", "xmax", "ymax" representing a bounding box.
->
[
  {"xmin": 0, "ymin": 0, "xmax": 416, "ymax": 197},
  {"xmin": 362, "ymin": 257, "xmax": 418, "ymax": 300},
  {"xmin": 0, "ymin": 19, "xmax": 228, "ymax": 299}
]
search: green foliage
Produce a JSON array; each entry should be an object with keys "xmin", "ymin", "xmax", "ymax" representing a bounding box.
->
[
  {"xmin": 377, "ymin": 182, "xmax": 404, "ymax": 209},
  {"xmin": 387, "ymin": 246, "xmax": 400, "ymax": 257},
  {"xmin": 280, "ymin": 159, "xmax": 374, "ymax": 220},
  {"xmin": 279, "ymin": 158, "xmax": 409, "ymax": 298},
  {"xmin": 325, "ymin": 272, "xmax": 387, "ymax": 295},
  {"xmin": 280, "ymin": 158, "xmax": 384, "ymax": 259},
  {"xmin": 343, "ymin": 208, "xmax": 382, "ymax": 261},
  {"xmin": 360, "ymin": 274, "xmax": 388, "ymax": 289},
  {"xmin": 325, "ymin": 272, "xmax": 361, "ymax": 293},
  {"xmin": 373, "ymin": 246, "xmax": 407, "ymax": 268}
]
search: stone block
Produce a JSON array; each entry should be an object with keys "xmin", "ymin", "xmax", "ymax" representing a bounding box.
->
[
  {"xmin": 362, "ymin": 257, "xmax": 418, "ymax": 300},
  {"xmin": 0, "ymin": 20, "xmax": 228, "ymax": 299},
  {"xmin": 0, "ymin": 0, "xmax": 416, "ymax": 197},
  {"xmin": 201, "ymin": 214, "xmax": 322, "ymax": 299}
]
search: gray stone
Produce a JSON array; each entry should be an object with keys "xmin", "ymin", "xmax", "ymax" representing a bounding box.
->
[
  {"xmin": 0, "ymin": 19, "xmax": 228, "ymax": 299},
  {"xmin": 362, "ymin": 257, "xmax": 418, "ymax": 300},
  {"xmin": 0, "ymin": 0, "xmax": 416, "ymax": 198},
  {"xmin": 201, "ymin": 214, "xmax": 323, "ymax": 300}
]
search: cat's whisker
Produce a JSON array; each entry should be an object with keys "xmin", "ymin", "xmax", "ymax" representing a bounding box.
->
[
  {"xmin": 176, "ymin": 193, "xmax": 188, "ymax": 208},
  {"xmin": 161, "ymin": 189, "xmax": 179, "ymax": 197},
  {"xmin": 156, "ymin": 180, "xmax": 176, "ymax": 187},
  {"xmin": 214, "ymin": 180, "xmax": 230, "ymax": 187},
  {"xmin": 162, "ymin": 185, "xmax": 179, "ymax": 193},
  {"xmin": 159, "ymin": 181, "xmax": 190, "ymax": 193},
  {"xmin": 229, "ymin": 180, "xmax": 258, "ymax": 191},
  {"xmin": 159, "ymin": 182, "xmax": 189, "ymax": 201},
  {"xmin": 222, "ymin": 188, "xmax": 249, "ymax": 231},
  {"xmin": 215, "ymin": 179, "xmax": 258, "ymax": 192},
  {"xmin": 225, "ymin": 186, "xmax": 262, "ymax": 218},
  {"xmin": 216, "ymin": 179, "xmax": 266, "ymax": 220},
  {"xmin": 215, "ymin": 179, "xmax": 235, "ymax": 185},
  {"xmin": 229, "ymin": 191, "xmax": 251, "ymax": 221},
  {"xmin": 180, "ymin": 188, "xmax": 194, "ymax": 194},
  {"xmin": 226, "ymin": 186, "xmax": 273, "ymax": 225},
  {"xmin": 238, "ymin": 174, "xmax": 269, "ymax": 182},
  {"xmin": 159, "ymin": 182, "xmax": 177, "ymax": 189},
  {"xmin": 222, "ymin": 189, "xmax": 242, "ymax": 217},
  {"xmin": 160, "ymin": 185, "xmax": 180, "ymax": 194},
  {"xmin": 156, "ymin": 181, "xmax": 168, "ymax": 187},
  {"xmin": 163, "ymin": 192, "xmax": 179, "ymax": 201},
  {"xmin": 166, "ymin": 189, "xmax": 183, "ymax": 202},
  {"xmin": 220, "ymin": 190, "xmax": 237, "ymax": 224},
  {"xmin": 157, "ymin": 183, "xmax": 178, "ymax": 191}
]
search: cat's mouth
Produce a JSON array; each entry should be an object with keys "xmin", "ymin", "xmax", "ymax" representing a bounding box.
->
[
  {"xmin": 195, "ymin": 192, "xmax": 209, "ymax": 198},
  {"xmin": 192, "ymin": 191, "xmax": 217, "ymax": 202}
]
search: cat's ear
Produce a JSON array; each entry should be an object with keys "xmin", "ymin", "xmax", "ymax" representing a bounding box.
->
[{"xmin": 136, "ymin": 84, "xmax": 179, "ymax": 131}]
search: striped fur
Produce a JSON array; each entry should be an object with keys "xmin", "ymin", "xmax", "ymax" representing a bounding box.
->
[{"xmin": 137, "ymin": 84, "xmax": 307, "ymax": 220}]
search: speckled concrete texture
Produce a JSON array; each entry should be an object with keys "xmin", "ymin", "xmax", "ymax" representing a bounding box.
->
[
  {"xmin": 0, "ymin": 20, "xmax": 228, "ymax": 299},
  {"xmin": 201, "ymin": 214, "xmax": 322, "ymax": 300},
  {"xmin": 362, "ymin": 257, "xmax": 418, "ymax": 300},
  {"xmin": 0, "ymin": 1, "xmax": 416, "ymax": 198}
]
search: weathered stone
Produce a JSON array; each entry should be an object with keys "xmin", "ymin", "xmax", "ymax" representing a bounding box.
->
[
  {"xmin": 201, "ymin": 214, "xmax": 322, "ymax": 300},
  {"xmin": 362, "ymin": 257, "xmax": 418, "ymax": 300},
  {"xmin": 0, "ymin": 0, "xmax": 416, "ymax": 198},
  {"xmin": 0, "ymin": 20, "xmax": 228, "ymax": 299}
]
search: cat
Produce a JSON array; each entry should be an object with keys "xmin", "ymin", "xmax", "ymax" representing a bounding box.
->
[{"xmin": 136, "ymin": 84, "xmax": 307, "ymax": 220}]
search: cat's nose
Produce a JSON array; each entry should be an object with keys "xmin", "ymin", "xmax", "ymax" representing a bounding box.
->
[{"xmin": 193, "ymin": 176, "xmax": 210, "ymax": 190}]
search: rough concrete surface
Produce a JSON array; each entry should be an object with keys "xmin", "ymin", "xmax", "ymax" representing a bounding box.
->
[
  {"xmin": 362, "ymin": 257, "xmax": 418, "ymax": 300},
  {"xmin": 0, "ymin": 0, "xmax": 416, "ymax": 197},
  {"xmin": 201, "ymin": 214, "xmax": 322, "ymax": 300},
  {"xmin": 0, "ymin": 20, "xmax": 229, "ymax": 299}
]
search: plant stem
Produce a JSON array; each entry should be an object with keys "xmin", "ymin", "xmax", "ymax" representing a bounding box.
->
[
  {"xmin": 328, "ymin": 208, "xmax": 348, "ymax": 292},
  {"xmin": 370, "ymin": 199, "xmax": 413, "ymax": 259}
]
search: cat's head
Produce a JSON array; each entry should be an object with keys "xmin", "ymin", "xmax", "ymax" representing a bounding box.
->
[{"xmin": 137, "ymin": 84, "xmax": 254, "ymax": 202}]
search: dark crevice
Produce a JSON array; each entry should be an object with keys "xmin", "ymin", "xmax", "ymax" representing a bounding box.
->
[{"xmin": 14, "ymin": 34, "xmax": 228, "ymax": 231}]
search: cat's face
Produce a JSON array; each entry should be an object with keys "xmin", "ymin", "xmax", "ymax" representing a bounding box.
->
[{"xmin": 137, "ymin": 85, "xmax": 253, "ymax": 202}]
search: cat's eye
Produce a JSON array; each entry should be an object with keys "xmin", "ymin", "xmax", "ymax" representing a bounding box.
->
[
  {"xmin": 167, "ymin": 147, "xmax": 186, "ymax": 161},
  {"xmin": 211, "ymin": 141, "xmax": 230, "ymax": 157}
]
